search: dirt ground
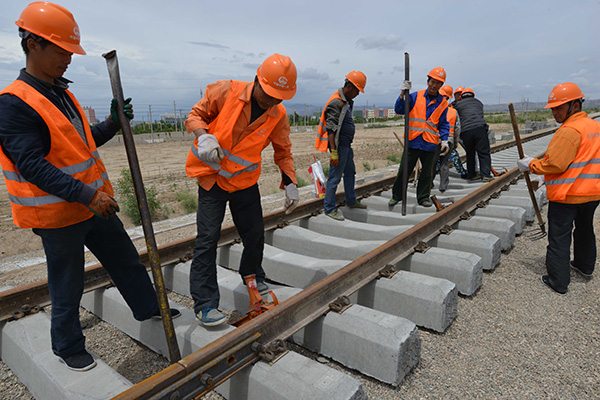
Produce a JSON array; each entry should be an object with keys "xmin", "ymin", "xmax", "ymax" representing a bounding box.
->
[{"xmin": 0, "ymin": 123, "xmax": 512, "ymax": 261}]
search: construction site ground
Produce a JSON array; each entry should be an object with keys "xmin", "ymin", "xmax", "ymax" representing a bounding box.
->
[{"xmin": 0, "ymin": 122, "xmax": 512, "ymax": 261}]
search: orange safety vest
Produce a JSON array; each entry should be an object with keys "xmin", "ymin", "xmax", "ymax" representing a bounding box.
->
[
  {"xmin": 545, "ymin": 115, "xmax": 600, "ymax": 202},
  {"xmin": 408, "ymin": 90, "xmax": 448, "ymax": 145},
  {"xmin": 0, "ymin": 80, "xmax": 113, "ymax": 229},
  {"xmin": 185, "ymin": 80, "xmax": 286, "ymax": 192},
  {"xmin": 314, "ymin": 90, "xmax": 346, "ymax": 152},
  {"xmin": 446, "ymin": 107, "xmax": 457, "ymax": 142}
]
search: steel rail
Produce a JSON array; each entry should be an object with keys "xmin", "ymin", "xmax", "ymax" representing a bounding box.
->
[
  {"xmin": 0, "ymin": 121, "xmax": 568, "ymax": 322},
  {"xmin": 7, "ymin": 114, "xmax": 598, "ymax": 397},
  {"xmin": 114, "ymin": 166, "xmax": 522, "ymax": 399}
]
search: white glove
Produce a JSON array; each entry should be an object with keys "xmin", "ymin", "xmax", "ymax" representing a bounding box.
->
[
  {"xmin": 401, "ymin": 80, "xmax": 412, "ymax": 92},
  {"xmin": 517, "ymin": 156, "xmax": 534, "ymax": 172},
  {"xmin": 196, "ymin": 134, "xmax": 224, "ymax": 163},
  {"xmin": 440, "ymin": 140, "xmax": 449, "ymax": 156},
  {"xmin": 284, "ymin": 183, "xmax": 299, "ymax": 214}
]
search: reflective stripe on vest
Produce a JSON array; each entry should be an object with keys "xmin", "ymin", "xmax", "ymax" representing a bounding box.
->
[
  {"xmin": 0, "ymin": 80, "xmax": 113, "ymax": 229},
  {"xmin": 408, "ymin": 90, "xmax": 448, "ymax": 145},
  {"xmin": 315, "ymin": 90, "xmax": 346, "ymax": 152},
  {"xmin": 185, "ymin": 80, "xmax": 285, "ymax": 191},
  {"xmin": 545, "ymin": 115, "xmax": 600, "ymax": 201}
]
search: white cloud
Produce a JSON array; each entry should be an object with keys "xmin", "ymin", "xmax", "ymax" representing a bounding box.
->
[{"xmin": 355, "ymin": 34, "xmax": 405, "ymax": 51}]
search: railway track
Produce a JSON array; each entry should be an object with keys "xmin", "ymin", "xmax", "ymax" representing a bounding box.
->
[{"xmin": 0, "ymin": 115, "xmax": 597, "ymax": 400}]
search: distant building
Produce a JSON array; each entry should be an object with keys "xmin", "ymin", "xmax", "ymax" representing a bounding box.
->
[
  {"xmin": 364, "ymin": 108, "xmax": 396, "ymax": 119},
  {"xmin": 160, "ymin": 112, "xmax": 187, "ymax": 125},
  {"xmin": 82, "ymin": 106, "xmax": 99, "ymax": 124}
]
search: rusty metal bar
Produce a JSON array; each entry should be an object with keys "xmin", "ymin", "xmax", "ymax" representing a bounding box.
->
[
  {"xmin": 111, "ymin": 167, "xmax": 522, "ymax": 399},
  {"xmin": 508, "ymin": 103, "xmax": 546, "ymax": 235},
  {"xmin": 103, "ymin": 50, "xmax": 180, "ymax": 363}
]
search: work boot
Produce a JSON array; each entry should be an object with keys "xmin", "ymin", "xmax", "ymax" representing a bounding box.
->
[
  {"xmin": 540, "ymin": 275, "xmax": 567, "ymax": 295},
  {"xmin": 388, "ymin": 198, "xmax": 399, "ymax": 207},
  {"xmin": 196, "ymin": 307, "xmax": 227, "ymax": 326},
  {"xmin": 419, "ymin": 199, "xmax": 433, "ymax": 208},
  {"xmin": 482, "ymin": 176, "xmax": 495, "ymax": 182},
  {"xmin": 325, "ymin": 209, "xmax": 344, "ymax": 221},
  {"xmin": 347, "ymin": 200, "xmax": 367, "ymax": 209},
  {"xmin": 571, "ymin": 261, "xmax": 593, "ymax": 278},
  {"xmin": 59, "ymin": 350, "xmax": 96, "ymax": 372}
]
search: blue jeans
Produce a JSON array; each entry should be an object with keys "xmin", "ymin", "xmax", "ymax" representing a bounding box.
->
[
  {"xmin": 33, "ymin": 215, "xmax": 159, "ymax": 358},
  {"xmin": 190, "ymin": 184, "xmax": 266, "ymax": 313},
  {"xmin": 324, "ymin": 145, "xmax": 357, "ymax": 213}
]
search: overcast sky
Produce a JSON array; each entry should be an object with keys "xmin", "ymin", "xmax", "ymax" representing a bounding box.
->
[{"xmin": 1, "ymin": 0, "xmax": 599, "ymax": 121}]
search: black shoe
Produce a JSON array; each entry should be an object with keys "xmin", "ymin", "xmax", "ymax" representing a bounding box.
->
[
  {"xmin": 151, "ymin": 308, "xmax": 182, "ymax": 319},
  {"xmin": 541, "ymin": 275, "xmax": 567, "ymax": 294},
  {"xmin": 571, "ymin": 261, "xmax": 593, "ymax": 278},
  {"xmin": 59, "ymin": 350, "xmax": 97, "ymax": 372}
]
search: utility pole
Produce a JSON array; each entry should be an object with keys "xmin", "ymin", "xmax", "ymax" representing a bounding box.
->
[
  {"xmin": 178, "ymin": 109, "xmax": 184, "ymax": 134},
  {"xmin": 148, "ymin": 105, "xmax": 154, "ymax": 142},
  {"xmin": 173, "ymin": 101, "xmax": 178, "ymax": 132}
]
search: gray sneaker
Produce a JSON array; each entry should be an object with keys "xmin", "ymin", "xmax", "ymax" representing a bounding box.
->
[
  {"xmin": 196, "ymin": 307, "xmax": 227, "ymax": 326},
  {"xmin": 325, "ymin": 209, "xmax": 345, "ymax": 221},
  {"xmin": 347, "ymin": 201, "xmax": 367, "ymax": 209}
]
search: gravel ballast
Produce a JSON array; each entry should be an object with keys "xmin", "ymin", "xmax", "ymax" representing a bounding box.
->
[{"xmin": 1, "ymin": 201, "xmax": 599, "ymax": 399}]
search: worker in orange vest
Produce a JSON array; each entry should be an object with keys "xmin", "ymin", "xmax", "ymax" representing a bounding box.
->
[
  {"xmin": 185, "ymin": 53, "xmax": 299, "ymax": 325},
  {"xmin": 315, "ymin": 70, "xmax": 367, "ymax": 221},
  {"xmin": 389, "ymin": 67, "xmax": 450, "ymax": 207},
  {"xmin": 0, "ymin": 2, "xmax": 179, "ymax": 372},
  {"xmin": 518, "ymin": 82, "xmax": 600, "ymax": 294}
]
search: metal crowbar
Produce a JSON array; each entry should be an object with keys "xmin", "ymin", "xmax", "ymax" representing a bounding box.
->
[
  {"xmin": 103, "ymin": 50, "xmax": 181, "ymax": 362},
  {"xmin": 508, "ymin": 103, "xmax": 547, "ymax": 240}
]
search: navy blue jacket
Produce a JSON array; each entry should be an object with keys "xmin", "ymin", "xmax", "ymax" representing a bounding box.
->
[
  {"xmin": 0, "ymin": 69, "xmax": 119, "ymax": 207},
  {"xmin": 395, "ymin": 90, "xmax": 450, "ymax": 152}
]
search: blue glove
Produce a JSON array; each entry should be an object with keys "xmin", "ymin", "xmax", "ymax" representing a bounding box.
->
[{"xmin": 110, "ymin": 97, "xmax": 133, "ymax": 124}]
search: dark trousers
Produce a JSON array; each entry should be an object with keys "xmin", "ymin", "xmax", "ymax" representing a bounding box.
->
[
  {"xmin": 391, "ymin": 147, "xmax": 436, "ymax": 204},
  {"xmin": 546, "ymin": 200, "xmax": 599, "ymax": 291},
  {"xmin": 462, "ymin": 125, "xmax": 491, "ymax": 179},
  {"xmin": 190, "ymin": 184, "xmax": 265, "ymax": 313},
  {"xmin": 33, "ymin": 215, "xmax": 159, "ymax": 358}
]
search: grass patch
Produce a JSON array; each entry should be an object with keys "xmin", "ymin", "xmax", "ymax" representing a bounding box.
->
[
  {"xmin": 386, "ymin": 153, "xmax": 402, "ymax": 164},
  {"xmin": 115, "ymin": 168, "xmax": 166, "ymax": 225},
  {"xmin": 176, "ymin": 190, "xmax": 198, "ymax": 214},
  {"xmin": 297, "ymin": 176, "xmax": 309, "ymax": 188}
]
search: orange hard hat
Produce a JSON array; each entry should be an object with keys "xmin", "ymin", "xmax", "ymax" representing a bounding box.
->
[
  {"xmin": 427, "ymin": 67, "xmax": 446, "ymax": 83},
  {"xmin": 256, "ymin": 53, "xmax": 297, "ymax": 100},
  {"xmin": 15, "ymin": 1, "xmax": 85, "ymax": 55},
  {"xmin": 454, "ymin": 86, "xmax": 464, "ymax": 95},
  {"xmin": 544, "ymin": 82, "xmax": 584, "ymax": 109},
  {"xmin": 462, "ymin": 88, "xmax": 474, "ymax": 96},
  {"xmin": 345, "ymin": 70, "xmax": 366, "ymax": 93},
  {"xmin": 440, "ymin": 85, "xmax": 453, "ymax": 98}
]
